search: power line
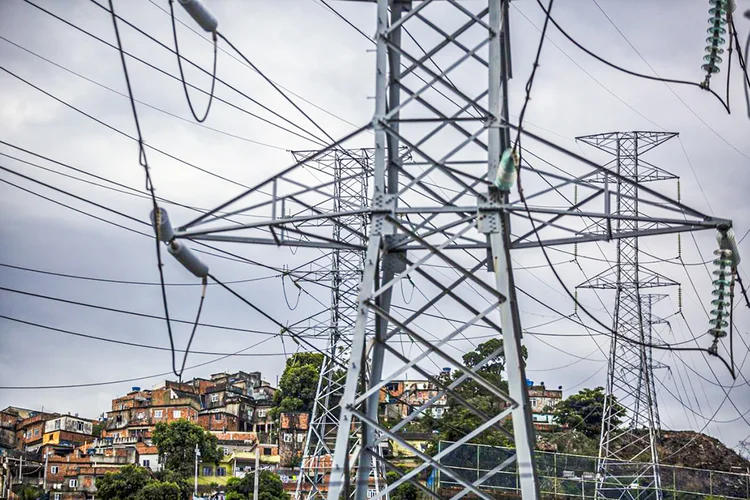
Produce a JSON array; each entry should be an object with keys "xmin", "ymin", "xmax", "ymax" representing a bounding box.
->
[
  {"xmin": 168, "ymin": 0, "xmax": 217, "ymax": 123},
  {"xmin": 20, "ymin": 0, "xmax": 324, "ymax": 147},
  {"xmin": 0, "ymin": 262, "xmax": 279, "ymax": 287},
  {"xmin": 586, "ymin": 0, "xmax": 750, "ymax": 165},
  {"xmin": 0, "ymin": 314, "xmax": 291, "ymax": 357},
  {"xmin": 0, "ymin": 331, "xmax": 282, "ymax": 390},
  {"xmin": 148, "ymin": 0, "xmax": 362, "ymax": 130},
  {"xmin": 0, "ymin": 64, "xmax": 251, "ymax": 189},
  {"xmin": 534, "ymin": 0, "xmax": 731, "ymax": 113},
  {"xmin": 0, "ymin": 35, "xmax": 286, "ymax": 150},
  {"xmin": 85, "ymin": 0, "xmax": 330, "ymax": 147},
  {"xmin": 0, "ymin": 285, "xmax": 313, "ymax": 337}
]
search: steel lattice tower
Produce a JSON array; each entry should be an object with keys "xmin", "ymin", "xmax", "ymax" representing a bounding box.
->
[
  {"xmin": 169, "ymin": 3, "xmax": 733, "ymax": 500},
  {"xmin": 290, "ymin": 149, "xmax": 372, "ymax": 500},
  {"xmin": 577, "ymin": 132, "xmax": 678, "ymax": 500}
]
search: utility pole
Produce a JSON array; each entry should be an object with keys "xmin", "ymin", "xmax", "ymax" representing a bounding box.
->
[
  {"xmin": 43, "ymin": 452, "xmax": 49, "ymax": 491},
  {"xmin": 253, "ymin": 445, "xmax": 260, "ymax": 500},
  {"xmin": 577, "ymin": 131, "xmax": 679, "ymax": 500},
  {"xmin": 194, "ymin": 444, "xmax": 201, "ymax": 498}
]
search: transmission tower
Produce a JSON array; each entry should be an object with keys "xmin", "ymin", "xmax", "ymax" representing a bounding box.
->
[
  {"xmin": 166, "ymin": 3, "xmax": 734, "ymax": 500},
  {"xmin": 577, "ymin": 132, "xmax": 679, "ymax": 500},
  {"xmin": 291, "ymin": 148, "xmax": 379, "ymax": 500}
]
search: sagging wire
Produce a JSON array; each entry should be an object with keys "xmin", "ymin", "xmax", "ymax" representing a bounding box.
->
[
  {"xmin": 533, "ymin": 0, "xmax": 731, "ymax": 113},
  {"xmin": 109, "ymin": 0, "xmax": 184, "ymax": 379},
  {"xmin": 281, "ymin": 266, "xmax": 302, "ymax": 310},
  {"xmin": 400, "ymin": 275, "xmax": 416, "ymax": 304},
  {"xmin": 178, "ymin": 277, "xmax": 208, "ymax": 381},
  {"xmin": 169, "ymin": 0, "xmax": 218, "ymax": 123}
]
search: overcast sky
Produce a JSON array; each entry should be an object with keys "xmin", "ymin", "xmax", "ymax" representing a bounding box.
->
[{"xmin": 1, "ymin": 0, "xmax": 749, "ymax": 453}]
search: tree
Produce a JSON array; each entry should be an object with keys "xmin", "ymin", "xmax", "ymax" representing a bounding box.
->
[
  {"xmin": 271, "ymin": 353, "xmax": 324, "ymax": 420},
  {"xmin": 552, "ymin": 387, "xmax": 623, "ymax": 439},
  {"xmin": 92, "ymin": 422, "xmax": 104, "ymax": 438},
  {"xmin": 136, "ymin": 481, "xmax": 182, "ymax": 500},
  {"xmin": 96, "ymin": 465, "xmax": 154, "ymax": 500},
  {"xmin": 429, "ymin": 339, "xmax": 525, "ymax": 447},
  {"xmin": 152, "ymin": 420, "xmax": 223, "ymax": 478},
  {"xmin": 386, "ymin": 470, "xmax": 418, "ymax": 500},
  {"xmin": 226, "ymin": 471, "xmax": 289, "ymax": 500}
]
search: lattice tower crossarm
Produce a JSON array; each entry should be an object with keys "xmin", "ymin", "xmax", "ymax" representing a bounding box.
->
[{"xmin": 577, "ymin": 132, "xmax": 678, "ymax": 500}]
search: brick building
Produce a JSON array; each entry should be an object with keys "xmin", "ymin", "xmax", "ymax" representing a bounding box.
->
[{"xmin": 278, "ymin": 412, "xmax": 309, "ymax": 467}]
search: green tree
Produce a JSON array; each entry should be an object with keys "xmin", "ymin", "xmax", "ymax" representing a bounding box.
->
[
  {"xmin": 136, "ymin": 481, "xmax": 182, "ymax": 500},
  {"xmin": 271, "ymin": 353, "xmax": 324, "ymax": 420},
  {"xmin": 16, "ymin": 486, "xmax": 42, "ymax": 500},
  {"xmin": 152, "ymin": 420, "xmax": 223, "ymax": 478},
  {"xmin": 552, "ymin": 387, "xmax": 623, "ymax": 439},
  {"xmin": 430, "ymin": 338, "xmax": 525, "ymax": 447},
  {"xmin": 96, "ymin": 465, "xmax": 154, "ymax": 500},
  {"xmin": 92, "ymin": 422, "xmax": 104, "ymax": 438},
  {"xmin": 226, "ymin": 471, "xmax": 289, "ymax": 500},
  {"xmin": 386, "ymin": 471, "xmax": 418, "ymax": 500}
]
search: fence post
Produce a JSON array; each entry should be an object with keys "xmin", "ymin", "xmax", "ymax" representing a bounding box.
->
[
  {"xmin": 673, "ymin": 467, "xmax": 676, "ymax": 497},
  {"xmin": 709, "ymin": 470, "xmax": 713, "ymax": 497},
  {"xmin": 476, "ymin": 445, "xmax": 480, "ymax": 484},
  {"xmin": 554, "ymin": 453, "xmax": 557, "ymax": 497}
]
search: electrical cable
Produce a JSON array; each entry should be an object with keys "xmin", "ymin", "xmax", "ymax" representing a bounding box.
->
[
  {"xmin": 512, "ymin": 0, "xmax": 554, "ymax": 189},
  {"xmin": 21, "ymin": 0, "xmax": 325, "ymax": 147},
  {"xmin": 0, "ymin": 262, "xmax": 279, "ymax": 287},
  {"xmin": 508, "ymin": 7, "xmax": 732, "ymax": 368},
  {"xmin": 168, "ymin": 0, "xmax": 217, "ymax": 123},
  {"xmin": 0, "ymin": 35, "xmax": 285, "ymax": 150},
  {"xmin": 0, "ymin": 150, "xmax": 334, "ymax": 288},
  {"xmin": 0, "ymin": 331, "xmax": 281, "ymax": 390},
  {"xmin": 0, "ymin": 314, "xmax": 293, "ymax": 357},
  {"xmin": 534, "ymin": 0, "xmax": 731, "ymax": 113},
  {"xmin": 0, "ymin": 176, "xmax": 151, "ymax": 238},
  {"xmin": 0, "ymin": 285, "xmax": 315, "ymax": 337},
  {"xmin": 0, "ymin": 64, "xmax": 252, "ymax": 189},
  {"xmin": 177, "ymin": 277, "xmax": 208, "ymax": 381},
  {"xmin": 148, "ymin": 0, "xmax": 361, "ymax": 131}
]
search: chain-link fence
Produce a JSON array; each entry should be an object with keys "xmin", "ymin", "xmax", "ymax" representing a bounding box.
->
[{"xmin": 437, "ymin": 441, "xmax": 750, "ymax": 499}]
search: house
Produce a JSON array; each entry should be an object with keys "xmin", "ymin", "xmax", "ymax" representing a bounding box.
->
[
  {"xmin": 278, "ymin": 412, "xmax": 309, "ymax": 467},
  {"xmin": 42, "ymin": 415, "xmax": 94, "ymax": 455},
  {"xmin": 378, "ymin": 379, "xmax": 448, "ymax": 421},
  {"xmin": 15, "ymin": 411, "xmax": 61, "ymax": 452},
  {"xmin": 527, "ymin": 382, "xmax": 563, "ymax": 431}
]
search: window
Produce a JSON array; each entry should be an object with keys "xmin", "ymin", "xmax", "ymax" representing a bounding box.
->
[
  {"xmin": 34, "ymin": 428, "xmax": 40, "ymax": 436},
  {"xmin": 202, "ymin": 466, "xmax": 213, "ymax": 476},
  {"xmin": 173, "ymin": 410, "xmax": 182, "ymax": 419},
  {"xmin": 263, "ymin": 448, "xmax": 272, "ymax": 456},
  {"xmin": 50, "ymin": 466, "xmax": 59, "ymax": 474},
  {"xmin": 283, "ymin": 433, "xmax": 293, "ymax": 443},
  {"xmin": 76, "ymin": 421, "xmax": 84, "ymax": 432},
  {"xmin": 69, "ymin": 479, "xmax": 78, "ymax": 488},
  {"xmin": 296, "ymin": 433, "xmax": 305, "ymax": 443},
  {"xmin": 223, "ymin": 447, "xmax": 229, "ymax": 455},
  {"xmin": 210, "ymin": 394, "xmax": 219, "ymax": 403},
  {"xmin": 136, "ymin": 412, "xmax": 145, "ymax": 420},
  {"xmin": 216, "ymin": 467, "xmax": 226, "ymax": 477},
  {"xmin": 54, "ymin": 494, "xmax": 61, "ymax": 500},
  {"xmin": 257, "ymin": 409, "xmax": 266, "ymax": 418},
  {"xmin": 215, "ymin": 414, "xmax": 223, "ymax": 421},
  {"xmin": 154, "ymin": 410, "xmax": 163, "ymax": 418},
  {"xmin": 143, "ymin": 460, "xmax": 150, "ymax": 468},
  {"xmin": 54, "ymin": 420, "xmax": 61, "ymax": 430}
]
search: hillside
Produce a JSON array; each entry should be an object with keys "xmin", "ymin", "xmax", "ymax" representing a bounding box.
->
[{"xmin": 539, "ymin": 429, "xmax": 749, "ymax": 473}]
